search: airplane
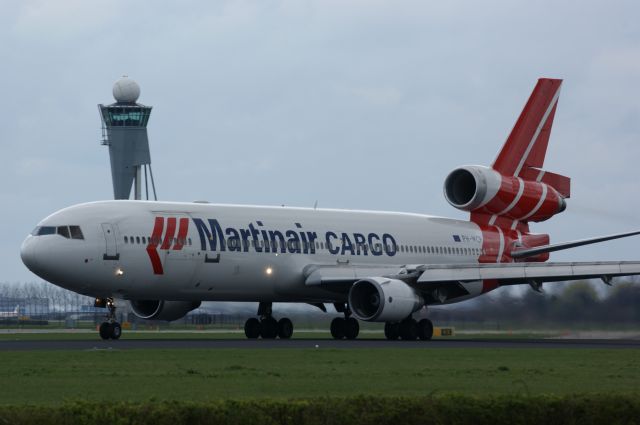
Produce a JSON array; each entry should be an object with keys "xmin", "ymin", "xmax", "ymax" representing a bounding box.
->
[
  {"xmin": 0, "ymin": 305, "xmax": 21, "ymax": 319},
  {"xmin": 20, "ymin": 78, "xmax": 640, "ymax": 341}
]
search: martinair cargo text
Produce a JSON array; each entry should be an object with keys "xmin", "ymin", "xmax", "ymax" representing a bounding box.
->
[{"xmin": 21, "ymin": 79, "xmax": 640, "ymax": 340}]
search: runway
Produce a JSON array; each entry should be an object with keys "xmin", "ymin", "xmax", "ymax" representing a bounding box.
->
[{"xmin": 1, "ymin": 338, "xmax": 639, "ymax": 351}]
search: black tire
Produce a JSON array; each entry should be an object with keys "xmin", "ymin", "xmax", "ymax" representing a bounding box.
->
[
  {"xmin": 110, "ymin": 322, "xmax": 122, "ymax": 340},
  {"xmin": 244, "ymin": 318, "xmax": 261, "ymax": 339},
  {"xmin": 400, "ymin": 318, "xmax": 418, "ymax": 341},
  {"xmin": 99, "ymin": 322, "xmax": 111, "ymax": 340},
  {"xmin": 260, "ymin": 317, "xmax": 278, "ymax": 339},
  {"xmin": 344, "ymin": 317, "xmax": 359, "ymax": 340},
  {"xmin": 417, "ymin": 318, "xmax": 434, "ymax": 341},
  {"xmin": 384, "ymin": 322, "xmax": 400, "ymax": 340},
  {"xmin": 330, "ymin": 317, "xmax": 346, "ymax": 339},
  {"xmin": 277, "ymin": 318, "xmax": 294, "ymax": 339}
]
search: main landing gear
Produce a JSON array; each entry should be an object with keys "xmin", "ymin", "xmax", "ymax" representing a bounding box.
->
[
  {"xmin": 330, "ymin": 303, "xmax": 360, "ymax": 340},
  {"xmin": 244, "ymin": 302, "xmax": 294, "ymax": 339},
  {"xmin": 96, "ymin": 298, "xmax": 122, "ymax": 340},
  {"xmin": 384, "ymin": 317, "xmax": 433, "ymax": 341}
]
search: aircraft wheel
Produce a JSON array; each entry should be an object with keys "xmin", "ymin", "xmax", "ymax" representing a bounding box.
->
[
  {"xmin": 260, "ymin": 317, "xmax": 278, "ymax": 339},
  {"xmin": 400, "ymin": 318, "xmax": 418, "ymax": 341},
  {"xmin": 99, "ymin": 322, "xmax": 111, "ymax": 340},
  {"xmin": 344, "ymin": 317, "xmax": 359, "ymax": 340},
  {"xmin": 244, "ymin": 318, "xmax": 261, "ymax": 339},
  {"xmin": 417, "ymin": 319, "xmax": 434, "ymax": 341},
  {"xmin": 110, "ymin": 322, "xmax": 122, "ymax": 340},
  {"xmin": 330, "ymin": 317, "xmax": 346, "ymax": 339},
  {"xmin": 384, "ymin": 322, "xmax": 400, "ymax": 340},
  {"xmin": 277, "ymin": 318, "xmax": 294, "ymax": 339}
]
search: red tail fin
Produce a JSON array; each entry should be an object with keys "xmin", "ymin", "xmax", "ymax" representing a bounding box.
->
[{"xmin": 493, "ymin": 78, "xmax": 562, "ymax": 177}]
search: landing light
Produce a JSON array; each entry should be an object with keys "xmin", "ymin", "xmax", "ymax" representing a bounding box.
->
[
  {"xmin": 115, "ymin": 268, "xmax": 124, "ymax": 277},
  {"xmin": 265, "ymin": 267, "xmax": 273, "ymax": 276}
]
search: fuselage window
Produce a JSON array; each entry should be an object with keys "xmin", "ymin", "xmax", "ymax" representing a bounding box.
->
[
  {"xmin": 124, "ymin": 236, "xmax": 128, "ymax": 244},
  {"xmin": 136, "ymin": 236, "xmax": 140, "ymax": 244},
  {"xmin": 57, "ymin": 226, "xmax": 70, "ymax": 239},
  {"xmin": 188, "ymin": 238, "xmax": 192, "ymax": 246},
  {"xmin": 142, "ymin": 237, "xmax": 146, "ymax": 244}
]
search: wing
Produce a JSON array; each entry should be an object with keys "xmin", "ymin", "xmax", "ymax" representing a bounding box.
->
[{"xmin": 304, "ymin": 261, "xmax": 640, "ymax": 302}]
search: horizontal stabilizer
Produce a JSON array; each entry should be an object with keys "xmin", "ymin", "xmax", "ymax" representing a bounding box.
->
[
  {"xmin": 416, "ymin": 261, "xmax": 640, "ymax": 285},
  {"xmin": 511, "ymin": 230, "xmax": 640, "ymax": 259}
]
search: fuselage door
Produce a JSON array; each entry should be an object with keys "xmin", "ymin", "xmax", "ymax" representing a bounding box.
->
[{"xmin": 101, "ymin": 223, "xmax": 120, "ymax": 260}]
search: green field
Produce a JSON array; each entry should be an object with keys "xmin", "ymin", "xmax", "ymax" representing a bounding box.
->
[{"xmin": 0, "ymin": 348, "xmax": 638, "ymax": 405}]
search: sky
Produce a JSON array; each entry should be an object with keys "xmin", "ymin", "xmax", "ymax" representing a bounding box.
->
[{"xmin": 1, "ymin": 0, "xmax": 640, "ymax": 285}]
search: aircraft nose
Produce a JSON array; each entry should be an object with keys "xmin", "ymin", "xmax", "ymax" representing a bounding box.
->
[{"xmin": 20, "ymin": 236, "xmax": 40, "ymax": 273}]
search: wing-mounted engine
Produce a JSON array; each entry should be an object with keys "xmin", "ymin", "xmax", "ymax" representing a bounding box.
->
[
  {"xmin": 130, "ymin": 300, "xmax": 201, "ymax": 321},
  {"xmin": 348, "ymin": 277, "xmax": 424, "ymax": 322},
  {"xmin": 444, "ymin": 165, "xmax": 567, "ymax": 223}
]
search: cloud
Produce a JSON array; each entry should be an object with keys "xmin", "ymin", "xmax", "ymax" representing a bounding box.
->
[
  {"xmin": 348, "ymin": 86, "xmax": 403, "ymax": 107},
  {"xmin": 12, "ymin": 0, "xmax": 121, "ymax": 42}
]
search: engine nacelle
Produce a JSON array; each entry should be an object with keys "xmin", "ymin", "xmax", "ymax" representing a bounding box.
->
[
  {"xmin": 444, "ymin": 165, "xmax": 566, "ymax": 222},
  {"xmin": 348, "ymin": 277, "xmax": 424, "ymax": 322},
  {"xmin": 130, "ymin": 300, "xmax": 201, "ymax": 322}
]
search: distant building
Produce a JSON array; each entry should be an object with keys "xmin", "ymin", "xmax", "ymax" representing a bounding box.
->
[{"xmin": 0, "ymin": 297, "xmax": 49, "ymax": 318}]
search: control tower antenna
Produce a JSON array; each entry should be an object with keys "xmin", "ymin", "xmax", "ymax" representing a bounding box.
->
[{"xmin": 98, "ymin": 76, "xmax": 157, "ymax": 200}]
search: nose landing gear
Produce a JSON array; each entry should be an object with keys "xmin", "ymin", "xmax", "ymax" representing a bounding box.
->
[{"xmin": 96, "ymin": 298, "xmax": 122, "ymax": 340}]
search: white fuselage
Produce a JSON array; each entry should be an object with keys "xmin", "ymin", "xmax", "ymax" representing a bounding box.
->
[{"xmin": 21, "ymin": 201, "xmax": 485, "ymax": 304}]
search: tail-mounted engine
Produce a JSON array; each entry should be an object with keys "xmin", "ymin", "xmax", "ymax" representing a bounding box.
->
[{"xmin": 444, "ymin": 165, "xmax": 567, "ymax": 223}]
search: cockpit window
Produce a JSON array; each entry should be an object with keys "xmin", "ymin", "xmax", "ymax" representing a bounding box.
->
[
  {"xmin": 34, "ymin": 226, "xmax": 56, "ymax": 236},
  {"xmin": 32, "ymin": 225, "xmax": 84, "ymax": 239},
  {"xmin": 69, "ymin": 226, "xmax": 84, "ymax": 240},
  {"xmin": 57, "ymin": 226, "xmax": 70, "ymax": 239}
]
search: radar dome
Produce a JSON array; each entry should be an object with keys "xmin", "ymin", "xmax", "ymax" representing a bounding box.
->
[{"xmin": 112, "ymin": 76, "xmax": 140, "ymax": 103}]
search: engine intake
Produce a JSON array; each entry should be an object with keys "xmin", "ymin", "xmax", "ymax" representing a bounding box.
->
[
  {"xmin": 444, "ymin": 165, "xmax": 566, "ymax": 222},
  {"xmin": 348, "ymin": 277, "xmax": 424, "ymax": 322},
  {"xmin": 130, "ymin": 300, "xmax": 201, "ymax": 322}
]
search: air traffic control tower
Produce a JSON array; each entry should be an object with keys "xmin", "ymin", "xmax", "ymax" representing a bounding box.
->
[{"xmin": 99, "ymin": 77, "xmax": 157, "ymax": 200}]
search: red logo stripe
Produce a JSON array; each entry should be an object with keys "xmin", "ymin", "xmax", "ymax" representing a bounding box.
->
[
  {"xmin": 172, "ymin": 218, "xmax": 189, "ymax": 250},
  {"xmin": 160, "ymin": 217, "xmax": 177, "ymax": 250},
  {"xmin": 147, "ymin": 217, "xmax": 165, "ymax": 275}
]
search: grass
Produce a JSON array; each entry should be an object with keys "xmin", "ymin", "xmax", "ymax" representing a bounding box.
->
[{"xmin": 0, "ymin": 348, "xmax": 638, "ymax": 405}]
